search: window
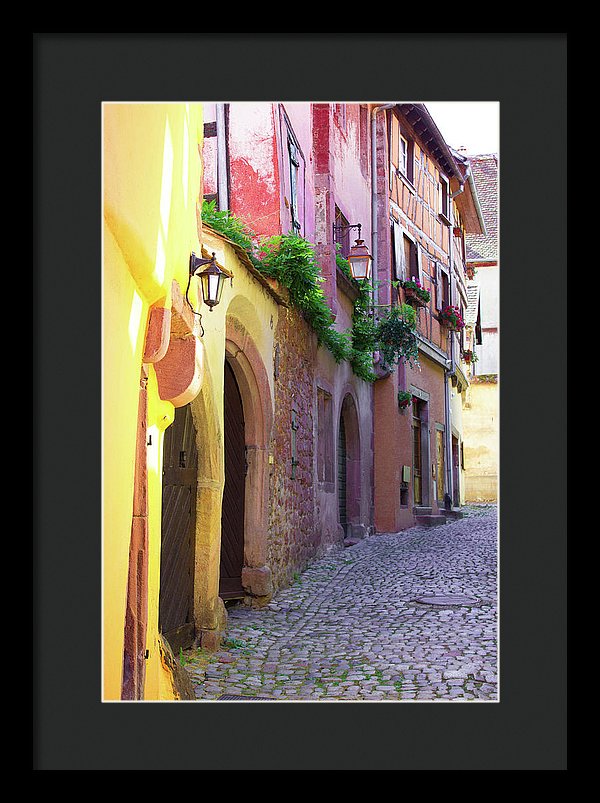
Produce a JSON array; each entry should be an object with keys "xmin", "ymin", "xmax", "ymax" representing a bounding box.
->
[
  {"xmin": 399, "ymin": 132, "xmax": 414, "ymax": 183},
  {"xmin": 435, "ymin": 262, "xmax": 450, "ymax": 311},
  {"xmin": 404, "ymin": 232, "xmax": 420, "ymax": 283},
  {"xmin": 438, "ymin": 174, "xmax": 450, "ymax": 222},
  {"xmin": 392, "ymin": 223, "xmax": 421, "ymax": 283},
  {"xmin": 280, "ymin": 108, "xmax": 305, "ymax": 236},
  {"xmin": 399, "ymin": 134, "xmax": 408, "ymax": 175},
  {"xmin": 317, "ymin": 388, "xmax": 334, "ymax": 486},
  {"xmin": 288, "ymin": 136, "xmax": 301, "ymax": 234}
]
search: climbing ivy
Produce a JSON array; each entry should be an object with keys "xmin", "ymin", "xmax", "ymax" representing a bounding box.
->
[
  {"xmin": 257, "ymin": 233, "xmax": 352, "ymax": 363},
  {"xmin": 202, "ymin": 199, "xmax": 259, "ymax": 262},
  {"xmin": 200, "ymin": 200, "xmax": 418, "ymax": 381}
]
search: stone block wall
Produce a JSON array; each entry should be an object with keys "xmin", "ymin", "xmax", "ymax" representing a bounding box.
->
[{"xmin": 268, "ymin": 305, "xmax": 318, "ymax": 592}]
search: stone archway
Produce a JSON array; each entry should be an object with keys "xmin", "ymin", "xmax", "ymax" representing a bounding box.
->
[
  {"xmin": 187, "ymin": 362, "xmax": 227, "ymax": 650},
  {"xmin": 224, "ymin": 317, "xmax": 274, "ymax": 606},
  {"xmin": 338, "ymin": 392, "xmax": 361, "ymax": 539}
]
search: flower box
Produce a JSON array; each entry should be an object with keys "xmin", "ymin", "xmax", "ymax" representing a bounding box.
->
[
  {"xmin": 397, "ymin": 390, "xmax": 413, "ymax": 411},
  {"xmin": 438, "ymin": 305, "xmax": 465, "ymax": 332},
  {"xmin": 401, "ymin": 279, "xmax": 430, "ymax": 308},
  {"xmin": 403, "ymin": 287, "xmax": 429, "ymax": 308}
]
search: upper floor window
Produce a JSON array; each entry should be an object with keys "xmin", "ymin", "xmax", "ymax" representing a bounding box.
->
[
  {"xmin": 438, "ymin": 174, "xmax": 451, "ymax": 223},
  {"xmin": 398, "ymin": 132, "xmax": 414, "ymax": 184},
  {"xmin": 392, "ymin": 221, "xmax": 421, "ymax": 282},
  {"xmin": 288, "ymin": 136, "xmax": 301, "ymax": 235},
  {"xmin": 280, "ymin": 106, "xmax": 305, "ymax": 236},
  {"xmin": 434, "ymin": 262, "xmax": 451, "ymax": 311}
]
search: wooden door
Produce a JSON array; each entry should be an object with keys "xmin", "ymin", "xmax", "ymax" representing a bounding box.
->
[
  {"xmin": 159, "ymin": 403, "xmax": 198, "ymax": 653},
  {"xmin": 452, "ymin": 436, "xmax": 460, "ymax": 505},
  {"xmin": 412, "ymin": 412, "xmax": 422, "ymax": 506},
  {"xmin": 436, "ymin": 429, "xmax": 445, "ymax": 503},
  {"xmin": 219, "ymin": 360, "xmax": 246, "ymax": 600},
  {"xmin": 338, "ymin": 414, "xmax": 347, "ymax": 532}
]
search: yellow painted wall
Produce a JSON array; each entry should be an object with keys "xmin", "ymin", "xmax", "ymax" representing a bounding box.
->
[
  {"xmin": 102, "ymin": 103, "xmax": 204, "ymax": 701},
  {"xmin": 450, "ymin": 382, "xmax": 466, "ymax": 505},
  {"xmin": 190, "ymin": 230, "xmax": 280, "ymax": 634},
  {"xmin": 462, "ymin": 381, "xmax": 499, "ymax": 502}
]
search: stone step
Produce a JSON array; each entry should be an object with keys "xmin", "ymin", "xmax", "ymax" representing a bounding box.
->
[{"xmin": 416, "ymin": 514, "xmax": 448, "ymax": 527}]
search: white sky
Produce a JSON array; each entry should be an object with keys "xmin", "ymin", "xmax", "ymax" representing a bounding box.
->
[{"xmin": 423, "ymin": 102, "xmax": 500, "ymax": 156}]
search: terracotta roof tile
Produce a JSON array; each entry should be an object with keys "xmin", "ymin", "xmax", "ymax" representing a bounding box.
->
[{"xmin": 465, "ymin": 154, "xmax": 498, "ymax": 262}]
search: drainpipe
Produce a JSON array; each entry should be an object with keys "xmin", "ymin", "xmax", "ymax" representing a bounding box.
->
[
  {"xmin": 216, "ymin": 103, "xmax": 229, "ymax": 211},
  {"xmin": 443, "ymin": 179, "xmax": 466, "ymax": 508}
]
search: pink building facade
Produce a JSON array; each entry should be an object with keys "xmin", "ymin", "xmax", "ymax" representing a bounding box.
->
[
  {"xmin": 202, "ymin": 101, "xmax": 484, "ymax": 597},
  {"xmin": 203, "ymin": 103, "xmax": 375, "ymax": 594}
]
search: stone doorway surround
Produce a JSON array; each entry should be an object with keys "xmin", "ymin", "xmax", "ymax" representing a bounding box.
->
[{"xmin": 224, "ymin": 318, "xmax": 274, "ymax": 609}]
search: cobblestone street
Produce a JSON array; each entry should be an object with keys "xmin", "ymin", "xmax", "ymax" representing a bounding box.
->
[{"xmin": 183, "ymin": 505, "xmax": 498, "ymax": 702}]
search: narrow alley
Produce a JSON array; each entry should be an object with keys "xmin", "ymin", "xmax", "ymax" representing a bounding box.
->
[{"xmin": 183, "ymin": 505, "xmax": 498, "ymax": 702}]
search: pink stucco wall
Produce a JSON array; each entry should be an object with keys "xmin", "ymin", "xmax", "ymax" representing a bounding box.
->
[
  {"xmin": 225, "ymin": 102, "xmax": 376, "ymax": 545},
  {"xmin": 228, "ymin": 103, "xmax": 281, "ymax": 237}
]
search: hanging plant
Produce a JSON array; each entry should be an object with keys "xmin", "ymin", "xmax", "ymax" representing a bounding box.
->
[
  {"xmin": 462, "ymin": 349, "xmax": 478, "ymax": 364},
  {"xmin": 375, "ymin": 303, "xmax": 419, "ymax": 368},
  {"xmin": 401, "ymin": 278, "xmax": 430, "ymax": 307},
  {"xmin": 397, "ymin": 390, "xmax": 413, "ymax": 410},
  {"xmin": 438, "ymin": 304, "xmax": 465, "ymax": 332}
]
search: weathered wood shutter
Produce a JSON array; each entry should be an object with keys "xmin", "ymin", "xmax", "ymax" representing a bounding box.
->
[
  {"xmin": 416, "ymin": 245, "xmax": 423, "ymax": 285},
  {"xmin": 392, "ymin": 221, "xmax": 405, "ymax": 280},
  {"xmin": 435, "ymin": 262, "xmax": 443, "ymax": 311}
]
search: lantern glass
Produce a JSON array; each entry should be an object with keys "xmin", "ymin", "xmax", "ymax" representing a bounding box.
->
[
  {"xmin": 347, "ymin": 239, "xmax": 372, "ymax": 281},
  {"xmin": 200, "ymin": 265, "xmax": 226, "ymax": 309}
]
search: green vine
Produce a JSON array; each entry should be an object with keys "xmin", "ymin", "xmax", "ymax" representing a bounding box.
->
[
  {"xmin": 376, "ymin": 303, "xmax": 419, "ymax": 368},
  {"xmin": 200, "ymin": 200, "xmax": 418, "ymax": 381},
  {"xmin": 257, "ymin": 233, "xmax": 351, "ymax": 363}
]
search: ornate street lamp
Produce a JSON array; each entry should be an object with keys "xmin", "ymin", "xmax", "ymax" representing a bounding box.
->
[
  {"xmin": 347, "ymin": 238, "xmax": 373, "ymax": 281},
  {"xmin": 332, "ymin": 221, "xmax": 373, "ymax": 282},
  {"xmin": 186, "ymin": 250, "xmax": 231, "ymax": 317}
]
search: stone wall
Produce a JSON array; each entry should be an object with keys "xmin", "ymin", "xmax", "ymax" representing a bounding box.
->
[{"xmin": 268, "ymin": 305, "xmax": 318, "ymax": 592}]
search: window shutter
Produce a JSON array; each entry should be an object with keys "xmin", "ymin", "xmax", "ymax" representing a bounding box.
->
[
  {"xmin": 417, "ymin": 246, "xmax": 423, "ymax": 284},
  {"xmin": 435, "ymin": 262, "xmax": 443, "ymax": 311},
  {"xmin": 393, "ymin": 221, "xmax": 405, "ymax": 279}
]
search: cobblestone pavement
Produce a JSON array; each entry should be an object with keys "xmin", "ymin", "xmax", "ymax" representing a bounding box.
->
[{"xmin": 183, "ymin": 505, "xmax": 498, "ymax": 702}]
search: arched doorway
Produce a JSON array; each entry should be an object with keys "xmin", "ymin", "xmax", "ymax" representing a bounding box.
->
[
  {"xmin": 159, "ymin": 402, "xmax": 198, "ymax": 652},
  {"xmin": 338, "ymin": 393, "xmax": 361, "ymax": 538},
  {"xmin": 338, "ymin": 413, "xmax": 348, "ymax": 533},
  {"xmin": 219, "ymin": 358, "xmax": 246, "ymax": 600}
]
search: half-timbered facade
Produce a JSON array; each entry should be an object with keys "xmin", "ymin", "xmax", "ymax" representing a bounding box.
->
[{"xmin": 373, "ymin": 103, "xmax": 485, "ymax": 531}]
